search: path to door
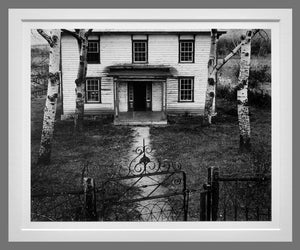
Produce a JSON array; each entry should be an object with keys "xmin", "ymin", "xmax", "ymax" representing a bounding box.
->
[
  {"xmin": 125, "ymin": 126, "xmax": 171, "ymax": 221},
  {"xmin": 130, "ymin": 126, "xmax": 152, "ymax": 158}
]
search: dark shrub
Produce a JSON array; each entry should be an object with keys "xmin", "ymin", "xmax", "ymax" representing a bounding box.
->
[
  {"xmin": 249, "ymin": 65, "xmax": 271, "ymax": 89},
  {"xmin": 216, "ymin": 85, "xmax": 236, "ymax": 102},
  {"xmin": 216, "ymin": 84, "xmax": 271, "ymax": 108}
]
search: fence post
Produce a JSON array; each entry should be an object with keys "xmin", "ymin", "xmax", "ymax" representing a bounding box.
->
[
  {"xmin": 211, "ymin": 167, "xmax": 219, "ymax": 221},
  {"xmin": 83, "ymin": 177, "xmax": 97, "ymax": 221},
  {"xmin": 207, "ymin": 167, "xmax": 219, "ymax": 221},
  {"xmin": 206, "ymin": 167, "xmax": 212, "ymax": 221},
  {"xmin": 200, "ymin": 192, "xmax": 207, "ymax": 221}
]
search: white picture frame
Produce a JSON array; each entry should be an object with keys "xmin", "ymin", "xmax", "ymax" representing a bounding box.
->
[{"xmin": 8, "ymin": 8, "xmax": 292, "ymax": 242}]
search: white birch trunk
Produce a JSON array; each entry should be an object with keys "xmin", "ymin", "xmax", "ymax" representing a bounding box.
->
[
  {"xmin": 37, "ymin": 29, "xmax": 61, "ymax": 164},
  {"xmin": 204, "ymin": 29, "xmax": 218, "ymax": 124},
  {"xmin": 73, "ymin": 29, "xmax": 92, "ymax": 131},
  {"xmin": 237, "ymin": 30, "xmax": 252, "ymax": 152}
]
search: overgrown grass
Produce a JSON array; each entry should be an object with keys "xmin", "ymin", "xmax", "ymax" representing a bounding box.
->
[
  {"xmin": 151, "ymin": 99, "xmax": 271, "ymax": 220},
  {"xmin": 32, "ymin": 96, "xmax": 271, "ymax": 221},
  {"xmin": 150, "ymin": 98, "xmax": 271, "ymax": 219},
  {"xmin": 31, "ymin": 97, "xmax": 133, "ymax": 195}
]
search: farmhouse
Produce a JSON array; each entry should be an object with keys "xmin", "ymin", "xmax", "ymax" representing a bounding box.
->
[{"xmin": 60, "ymin": 29, "xmax": 225, "ymax": 124}]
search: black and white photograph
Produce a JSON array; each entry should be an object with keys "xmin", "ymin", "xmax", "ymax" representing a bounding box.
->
[{"xmin": 30, "ymin": 27, "xmax": 272, "ymax": 222}]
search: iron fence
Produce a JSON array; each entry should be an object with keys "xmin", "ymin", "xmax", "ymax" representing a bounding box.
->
[
  {"xmin": 199, "ymin": 167, "xmax": 271, "ymax": 221},
  {"xmin": 31, "ymin": 146, "xmax": 271, "ymax": 221}
]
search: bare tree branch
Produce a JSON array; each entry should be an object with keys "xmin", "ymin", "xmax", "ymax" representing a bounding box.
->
[
  {"xmin": 258, "ymin": 29, "xmax": 270, "ymax": 42},
  {"xmin": 215, "ymin": 29, "xmax": 260, "ymax": 72},
  {"xmin": 37, "ymin": 29, "xmax": 56, "ymax": 47},
  {"xmin": 61, "ymin": 29, "xmax": 81, "ymax": 41}
]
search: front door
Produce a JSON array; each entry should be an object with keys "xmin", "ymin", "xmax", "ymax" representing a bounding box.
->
[{"xmin": 128, "ymin": 82, "xmax": 152, "ymax": 111}]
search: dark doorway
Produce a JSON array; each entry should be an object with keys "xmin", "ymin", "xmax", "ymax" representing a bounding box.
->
[
  {"xmin": 128, "ymin": 82, "xmax": 152, "ymax": 112},
  {"xmin": 133, "ymin": 84, "xmax": 146, "ymax": 111}
]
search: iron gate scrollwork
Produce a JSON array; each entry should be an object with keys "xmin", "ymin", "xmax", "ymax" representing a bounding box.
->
[{"xmin": 97, "ymin": 139, "xmax": 188, "ymax": 221}]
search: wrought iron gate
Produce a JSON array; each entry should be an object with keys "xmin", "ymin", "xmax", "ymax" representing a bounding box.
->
[{"xmin": 94, "ymin": 140, "xmax": 188, "ymax": 221}]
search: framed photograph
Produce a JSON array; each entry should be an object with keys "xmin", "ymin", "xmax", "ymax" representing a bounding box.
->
[{"xmin": 9, "ymin": 8, "xmax": 292, "ymax": 241}]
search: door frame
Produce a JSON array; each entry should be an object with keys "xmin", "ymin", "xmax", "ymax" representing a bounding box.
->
[{"xmin": 128, "ymin": 82, "xmax": 152, "ymax": 112}]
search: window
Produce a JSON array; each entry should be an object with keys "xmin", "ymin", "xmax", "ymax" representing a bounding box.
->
[
  {"xmin": 86, "ymin": 78, "xmax": 101, "ymax": 103},
  {"xmin": 179, "ymin": 78, "xmax": 194, "ymax": 102},
  {"xmin": 179, "ymin": 40, "xmax": 194, "ymax": 63},
  {"xmin": 87, "ymin": 41, "xmax": 100, "ymax": 63},
  {"xmin": 132, "ymin": 40, "xmax": 148, "ymax": 63}
]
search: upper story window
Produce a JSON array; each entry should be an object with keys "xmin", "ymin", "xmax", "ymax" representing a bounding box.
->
[
  {"xmin": 178, "ymin": 77, "xmax": 194, "ymax": 102},
  {"xmin": 87, "ymin": 35, "xmax": 100, "ymax": 64},
  {"xmin": 132, "ymin": 35, "xmax": 148, "ymax": 63},
  {"xmin": 86, "ymin": 78, "xmax": 101, "ymax": 103},
  {"xmin": 179, "ymin": 35, "xmax": 195, "ymax": 63}
]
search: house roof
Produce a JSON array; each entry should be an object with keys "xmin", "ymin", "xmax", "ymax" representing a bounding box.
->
[
  {"xmin": 62, "ymin": 29, "xmax": 227, "ymax": 35},
  {"xmin": 92, "ymin": 29, "xmax": 227, "ymax": 35}
]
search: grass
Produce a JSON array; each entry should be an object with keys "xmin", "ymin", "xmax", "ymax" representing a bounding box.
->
[
  {"xmin": 31, "ymin": 96, "xmax": 271, "ymax": 221},
  {"xmin": 150, "ymin": 98, "xmax": 271, "ymax": 220},
  {"xmin": 31, "ymin": 97, "xmax": 133, "ymax": 195}
]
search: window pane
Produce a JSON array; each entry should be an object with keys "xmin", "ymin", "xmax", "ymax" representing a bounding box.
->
[
  {"xmin": 86, "ymin": 79, "xmax": 100, "ymax": 102},
  {"xmin": 88, "ymin": 42, "xmax": 98, "ymax": 52},
  {"xmin": 180, "ymin": 41, "xmax": 194, "ymax": 62},
  {"xmin": 87, "ymin": 41, "xmax": 100, "ymax": 63},
  {"xmin": 133, "ymin": 41, "xmax": 147, "ymax": 62},
  {"xmin": 179, "ymin": 78, "xmax": 193, "ymax": 101}
]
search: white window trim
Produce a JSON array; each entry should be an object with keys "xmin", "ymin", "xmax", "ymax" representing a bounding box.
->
[
  {"xmin": 179, "ymin": 40, "xmax": 194, "ymax": 63},
  {"xmin": 132, "ymin": 40, "xmax": 148, "ymax": 63},
  {"xmin": 179, "ymin": 78, "xmax": 194, "ymax": 102},
  {"xmin": 86, "ymin": 78, "xmax": 101, "ymax": 103}
]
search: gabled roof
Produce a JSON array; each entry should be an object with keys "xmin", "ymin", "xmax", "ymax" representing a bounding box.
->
[{"xmin": 92, "ymin": 29, "xmax": 226, "ymax": 35}]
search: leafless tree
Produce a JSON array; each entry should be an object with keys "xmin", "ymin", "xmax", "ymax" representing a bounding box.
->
[{"xmin": 36, "ymin": 29, "xmax": 61, "ymax": 164}]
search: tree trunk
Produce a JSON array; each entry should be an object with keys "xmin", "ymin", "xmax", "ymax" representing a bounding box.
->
[
  {"xmin": 237, "ymin": 30, "xmax": 253, "ymax": 152},
  {"xmin": 204, "ymin": 29, "xmax": 218, "ymax": 124},
  {"xmin": 37, "ymin": 29, "xmax": 61, "ymax": 164},
  {"xmin": 74, "ymin": 30, "xmax": 91, "ymax": 131}
]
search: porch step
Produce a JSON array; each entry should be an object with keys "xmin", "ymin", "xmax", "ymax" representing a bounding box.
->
[{"xmin": 114, "ymin": 119, "xmax": 168, "ymax": 126}]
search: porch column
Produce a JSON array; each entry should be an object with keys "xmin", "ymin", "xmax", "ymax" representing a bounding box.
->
[{"xmin": 113, "ymin": 78, "xmax": 119, "ymax": 117}]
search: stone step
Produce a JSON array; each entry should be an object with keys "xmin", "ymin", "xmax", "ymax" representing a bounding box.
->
[{"xmin": 114, "ymin": 120, "xmax": 168, "ymax": 126}]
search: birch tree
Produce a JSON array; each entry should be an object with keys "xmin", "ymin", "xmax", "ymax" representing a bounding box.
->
[
  {"xmin": 204, "ymin": 29, "xmax": 260, "ymax": 124},
  {"xmin": 237, "ymin": 30, "xmax": 254, "ymax": 152},
  {"xmin": 204, "ymin": 29, "xmax": 218, "ymax": 124},
  {"xmin": 62, "ymin": 29, "xmax": 93, "ymax": 131},
  {"xmin": 37, "ymin": 29, "xmax": 61, "ymax": 164}
]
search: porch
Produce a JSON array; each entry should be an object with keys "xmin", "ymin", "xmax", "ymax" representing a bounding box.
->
[{"xmin": 114, "ymin": 111, "xmax": 167, "ymax": 126}]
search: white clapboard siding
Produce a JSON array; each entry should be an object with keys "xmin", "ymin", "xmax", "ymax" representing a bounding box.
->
[
  {"xmin": 61, "ymin": 33, "xmax": 211, "ymax": 116},
  {"xmin": 163, "ymin": 35, "xmax": 210, "ymax": 115},
  {"xmin": 61, "ymin": 35, "xmax": 79, "ymax": 115},
  {"xmin": 61, "ymin": 35, "xmax": 116, "ymax": 116},
  {"xmin": 152, "ymin": 82, "xmax": 163, "ymax": 111}
]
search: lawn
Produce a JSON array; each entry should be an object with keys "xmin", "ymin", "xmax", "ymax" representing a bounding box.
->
[
  {"xmin": 31, "ymin": 97, "xmax": 133, "ymax": 195},
  {"xmin": 31, "ymin": 96, "xmax": 271, "ymax": 221},
  {"xmin": 151, "ymin": 99, "xmax": 271, "ymax": 181},
  {"xmin": 150, "ymin": 98, "xmax": 271, "ymax": 220}
]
